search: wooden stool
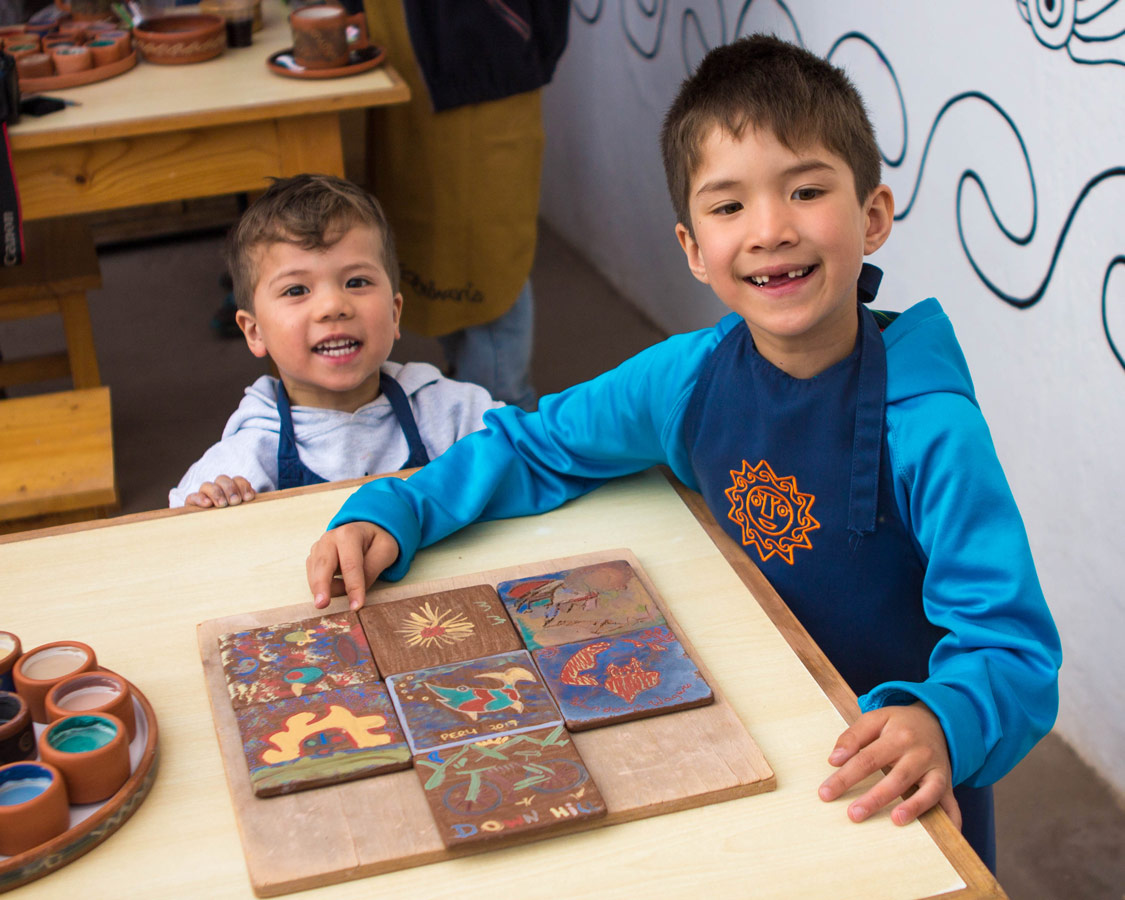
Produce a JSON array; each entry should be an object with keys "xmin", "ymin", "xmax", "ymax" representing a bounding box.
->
[
  {"xmin": 0, "ymin": 387, "xmax": 118, "ymax": 532},
  {"xmin": 0, "ymin": 218, "xmax": 102, "ymax": 391}
]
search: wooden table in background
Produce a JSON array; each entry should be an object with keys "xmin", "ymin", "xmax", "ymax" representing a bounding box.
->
[
  {"xmin": 0, "ymin": 470, "xmax": 1004, "ymax": 899},
  {"xmin": 8, "ymin": 1, "xmax": 409, "ymax": 221}
]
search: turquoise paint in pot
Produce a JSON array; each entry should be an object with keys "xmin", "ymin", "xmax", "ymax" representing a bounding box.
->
[
  {"xmin": 0, "ymin": 763, "xmax": 53, "ymax": 806},
  {"xmin": 46, "ymin": 714, "xmax": 118, "ymax": 753}
]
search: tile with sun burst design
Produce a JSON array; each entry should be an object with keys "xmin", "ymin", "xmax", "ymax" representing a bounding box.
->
[{"xmin": 358, "ymin": 584, "xmax": 522, "ymax": 676}]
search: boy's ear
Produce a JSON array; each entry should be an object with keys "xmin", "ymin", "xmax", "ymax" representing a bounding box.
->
[
  {"xmin": 675, "ymin": 223, "xmax": 711, "ymax": 285},
  {"xmin": 863, "ymin": 184, "xmax": 895, "ymax": 255},
  {"xmin": 392, "ymin": 292, "xmax": 403, "ymax": 341},
  {"xmin": 235, "ymin": 310, "xmax": 269, "ymax": 359}
]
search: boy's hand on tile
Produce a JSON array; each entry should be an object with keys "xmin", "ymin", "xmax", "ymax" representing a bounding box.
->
[
  {"xmin": 184, "ymin": 476, "xmax": 257, "ymax": 509},
  {"xmin": 818, "ymin": 701, "xmax": 961, "ymax": 830},
  {"xmin": 306, "ymin": 522, "xmax": 398, "ymax": 612}
]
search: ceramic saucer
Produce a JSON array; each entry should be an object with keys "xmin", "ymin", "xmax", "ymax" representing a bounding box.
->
[{"xmin": 266, "ymin": 44, "xmax": 385, "ymax": 80}]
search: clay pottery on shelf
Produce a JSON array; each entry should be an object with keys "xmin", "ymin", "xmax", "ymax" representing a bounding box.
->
[
  {"xmin": 46, "ymin": 670, "xmax": 136, "ymax": 741},
  {"xmin": 290, "ymin": 3, "xmax": 348, "ymax": 69},
  {"xmin": 0, "ymin": 692, "xmax": 36, "ymax": 764},
  {"xmin": 15, "ymin": 52, "xmax": 53, "ymax": 78},
  {"xmin": 0, "ymin": 631, "xmax": 20, "ymax": 693},
  {"xmin": 13, "ymin": 641, "xmax": 97, "ymax": 724},
  {"xmin": 133, "ymin": 13, "xmax": 224, "ymax": 64},
  {"xmin": 39, "ymin": 712, "xmax": 130, "ymax": 804},
  {"xmin": 0, "ymin": 761, "xmax": 71, "ymax": 856},
  {"xmin": 51, "ymin": 44, "xmax": 93, "ymax": 73}
]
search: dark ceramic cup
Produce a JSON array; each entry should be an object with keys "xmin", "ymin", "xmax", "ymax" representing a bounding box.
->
[{"xmin": 0, "ymin": 692, "xmax": 36, "ymax": 764}]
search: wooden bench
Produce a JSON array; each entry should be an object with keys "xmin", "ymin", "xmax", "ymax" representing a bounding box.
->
[
  {"xmin": 0, "ymin": 387, "xmax": 118, "ymax": 533},
  {"xmin": 0, "ymin": 217, "xmax": 102, "ymax": 391}
]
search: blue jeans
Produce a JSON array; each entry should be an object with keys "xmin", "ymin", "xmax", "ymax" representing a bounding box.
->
[{"xmin": 437, "ymin": 280, "xmax": 537, "ymax": 411}]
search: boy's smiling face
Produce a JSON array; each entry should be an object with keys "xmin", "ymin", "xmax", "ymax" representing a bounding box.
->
[
  {"xmin": 236, "ymin": 224, "xmax": 402, "ymax": 412},
  {"xmin": 676, "ymin": 125, "xmax": 893, "ymax": 377}
]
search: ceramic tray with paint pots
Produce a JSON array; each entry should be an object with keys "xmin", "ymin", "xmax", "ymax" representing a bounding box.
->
[{"xmin": 0, "ymin": 636, "xmax": 159, "ymax": 894}]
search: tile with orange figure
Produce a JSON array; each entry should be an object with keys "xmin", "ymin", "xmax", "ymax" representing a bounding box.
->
[
  {"xmin": 358, "ymin": 584, "xmax": 521, "ymax": 676},
  {"xmin": 497, "ymin": 559, "xmax": 665, "ymax": 651},
  {"xmin": 219, "ymin": 613, "xmax": 378, "ymax": 709},
  {"xmin": 234, "ymin": 683, "xmax": 410, "ymax": 796},
  {"xmin": 533, "ymin": 625, "xmax": 713, "ymax": 731}
]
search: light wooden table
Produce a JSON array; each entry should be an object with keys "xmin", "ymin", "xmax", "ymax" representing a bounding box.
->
[
  {"xmin": 8, "ymin": 1, "xmax": 409, "ymax": 221},
  {"xmin": 0, "ymin": 470, "xmax": 1003, "ymax": 899}
]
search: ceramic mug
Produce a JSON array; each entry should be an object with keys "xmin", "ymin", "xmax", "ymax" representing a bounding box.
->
[
  {"xmin": 0, "ymin": 761, "xmax": 71, "ymax": 856},
  {"xmin": 0, "ymin": 692, "xmax": 35, "ymax": 764},
  {"xmin": 39, "ymin": 713, "xmax": 131, "ymax": 804},
  {"xmin": 13, "ymin": 641, "xmax": 98, "ymax": 723},
  {"xmin": 46, "ymin": 670, "xmax": 136, "ymax": 741},
  {"xmin": 290, "ymin": 3, "xmax": 348, "ymax": 69},
  {"xmin": 0, "ymin": 631, "xmax": 20, "ymax": 693}
]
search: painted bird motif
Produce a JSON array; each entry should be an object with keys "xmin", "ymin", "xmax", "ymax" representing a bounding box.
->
[{"xmin": 425, "ymin": 667, "xmax": 537, "ymax": 721}]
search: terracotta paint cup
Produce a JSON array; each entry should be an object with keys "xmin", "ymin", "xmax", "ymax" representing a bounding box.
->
[
  {"xmin": 0, "ymin": 762, "xmax": 70, "ymax": 856},
  {"xmin": 0, "ymin": 632, "xmax": 20, "ymax": 693},
  {"xmin": 6, "ymin": 43, "xmax": 41, "ymax": 61},
  {"xmin": 290, "ymin": 4, "xmax": 348, "ymax": 69},
  {"xmin": 13, "ymin": 641, "xmax": 97, "ymax": 724},
  {"xmin": 39, "ymin": 713, "xmax": 130, "ymax": 804},
  {"xmin": 51, "ymin": 45, "xmax": 93, "ymax": 73},
  {"xmin": 15, "ymin": 52, "xmax": 53, "ymax": 78},
  {"xmin": 0, "ymin": 692, "xmax": 36, "ymax": 764},
  {"xmin": 103, "ymin": 29, "xmax": 132, "ymax": 56},
  {"xmin": 46, "ymin": 670, "xmax": 135, "ymax": 741},
  {"xmin": 87, "ymin": 38, "xmax": 120, "ymax": 65}
]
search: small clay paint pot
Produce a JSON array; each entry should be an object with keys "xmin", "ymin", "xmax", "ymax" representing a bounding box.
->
[
  {"xmin": 87, "ymin": 38, "xmax": 120, "ymax": 65},
  {"xmin": 103, "ymin": 29, "xmax": 132, "ymax": 55},
  {"xmin": 0, "ymin": 762, "xmax": 70, "ymax": 855},
  {"xmin": 6, "ymin": 42, "xmax": 41, "ymax": 60},
  {"xmin": 54, "ymin": 25, "xmax": 88, "ymax": 43},
  {"xmin": 13, "ymin": 641, "xmax": 97, "ymax": 724},
  {"xmin": 39, "ymin": 713, "xmax": 130, "ymax": 805},
  {"xmin": 0, "ymin": 632, "xmax": 20, "ymax": 693},
  {"xmin": 43, "ymin": 36, "xmax": 76, "ymax": 50},
  {"xmin": 46, "ymin": 670, "xmax": 135, "ymax": 741},
  {"xmin": 15, "ymin": 52, "xmax": 53, "ymax": 78},
  {"xmin": 51, "ymin": 45, "xmax": 93, "ymax": 73},
  {"xmin": 290, "ymin": 4, "xmax": 348, "ymax": 69},
  {"xmin": 0, "ymin": 692, "xmax": 35, "ymax": 764}
]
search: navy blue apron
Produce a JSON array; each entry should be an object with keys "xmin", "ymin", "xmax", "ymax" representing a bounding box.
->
[
  {"xmin": 683, "ymin": 264, "xmax": 994, "ymax": 869},
  {"xmin": 275, "ymin": 372, "xmax": 431, "ymax": 489}
]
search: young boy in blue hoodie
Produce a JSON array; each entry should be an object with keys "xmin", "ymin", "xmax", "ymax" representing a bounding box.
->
[{"xmin": 304, "ymin": 36, "xmax": 1061, "ymax": 868}]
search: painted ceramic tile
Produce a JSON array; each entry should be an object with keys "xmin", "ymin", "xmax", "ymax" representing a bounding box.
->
[
  {"xmin": 387, "ymin": 651, "xmax": 561, "ymax": 754},
  {"xmin": 358, "ymin": 584, "xmax": 522, "ymax": 676},
  {"xmin": 234, "ymin": 683, "xmax": 411, "ymax": 796},
  {"xmin": 219, "ymin": 613, "xmax": 378, "ymax": 709},
  {"xmin": 533, "ymin": 625, "xmax": 713, "ymax": 731},
  {"xmin": 497, "ymin": 559, "xmax": 665, "ymax": 650},
  {"xmin": 413, "ymin": 725, "xmax": 606, "ymax": 848}
]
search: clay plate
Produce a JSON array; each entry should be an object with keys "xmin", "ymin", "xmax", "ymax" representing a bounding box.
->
[
  {"xmin": 0, "ymin": 680, "xmax": 160, "ymax": 893},
  {"xmin": 267, "ymin": 43, "xmax": 385, "ymax": 80},
  {"xmin": 18, "ymin": 49, "xmax": 137, "ymax": 93}
]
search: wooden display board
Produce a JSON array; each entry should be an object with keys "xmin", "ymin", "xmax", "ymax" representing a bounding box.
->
[{"xmin": 198, "ymin": 549, "xmax": 775, "ymax": 897}]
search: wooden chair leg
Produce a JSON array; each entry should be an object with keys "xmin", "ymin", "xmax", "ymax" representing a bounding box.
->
[{"xmin": 56, "ymin": 292, "xmax": 101, "ymax": 388}]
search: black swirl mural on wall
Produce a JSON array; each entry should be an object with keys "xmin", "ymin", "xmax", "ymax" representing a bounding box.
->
[{"xmin": 570, "ymin": 1, "xmax": 1125, "ymax": 370}]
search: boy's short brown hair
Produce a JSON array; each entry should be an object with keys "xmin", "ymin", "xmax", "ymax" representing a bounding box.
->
[
  {"xmin": 660, "ymin": 34, "xmax": 882, "ymax": 233},
  {"xmin": 227, "ymin": 174, "xmax": 400, "ymax": 311}
]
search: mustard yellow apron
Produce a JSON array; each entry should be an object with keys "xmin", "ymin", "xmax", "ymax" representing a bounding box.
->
[{"xmin": 365, "ymin": 2, "xmax": 544, "ymax": 337}]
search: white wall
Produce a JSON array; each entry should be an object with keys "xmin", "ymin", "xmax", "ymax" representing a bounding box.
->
[{"xmin": 541, "ymin": 0, "xmax": 1125, "ymax": 796}]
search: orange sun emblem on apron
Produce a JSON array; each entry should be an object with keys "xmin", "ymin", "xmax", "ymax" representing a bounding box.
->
[{"xmin": 724, "ymin": 459, "xmax": 819, "ymax": 565}]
